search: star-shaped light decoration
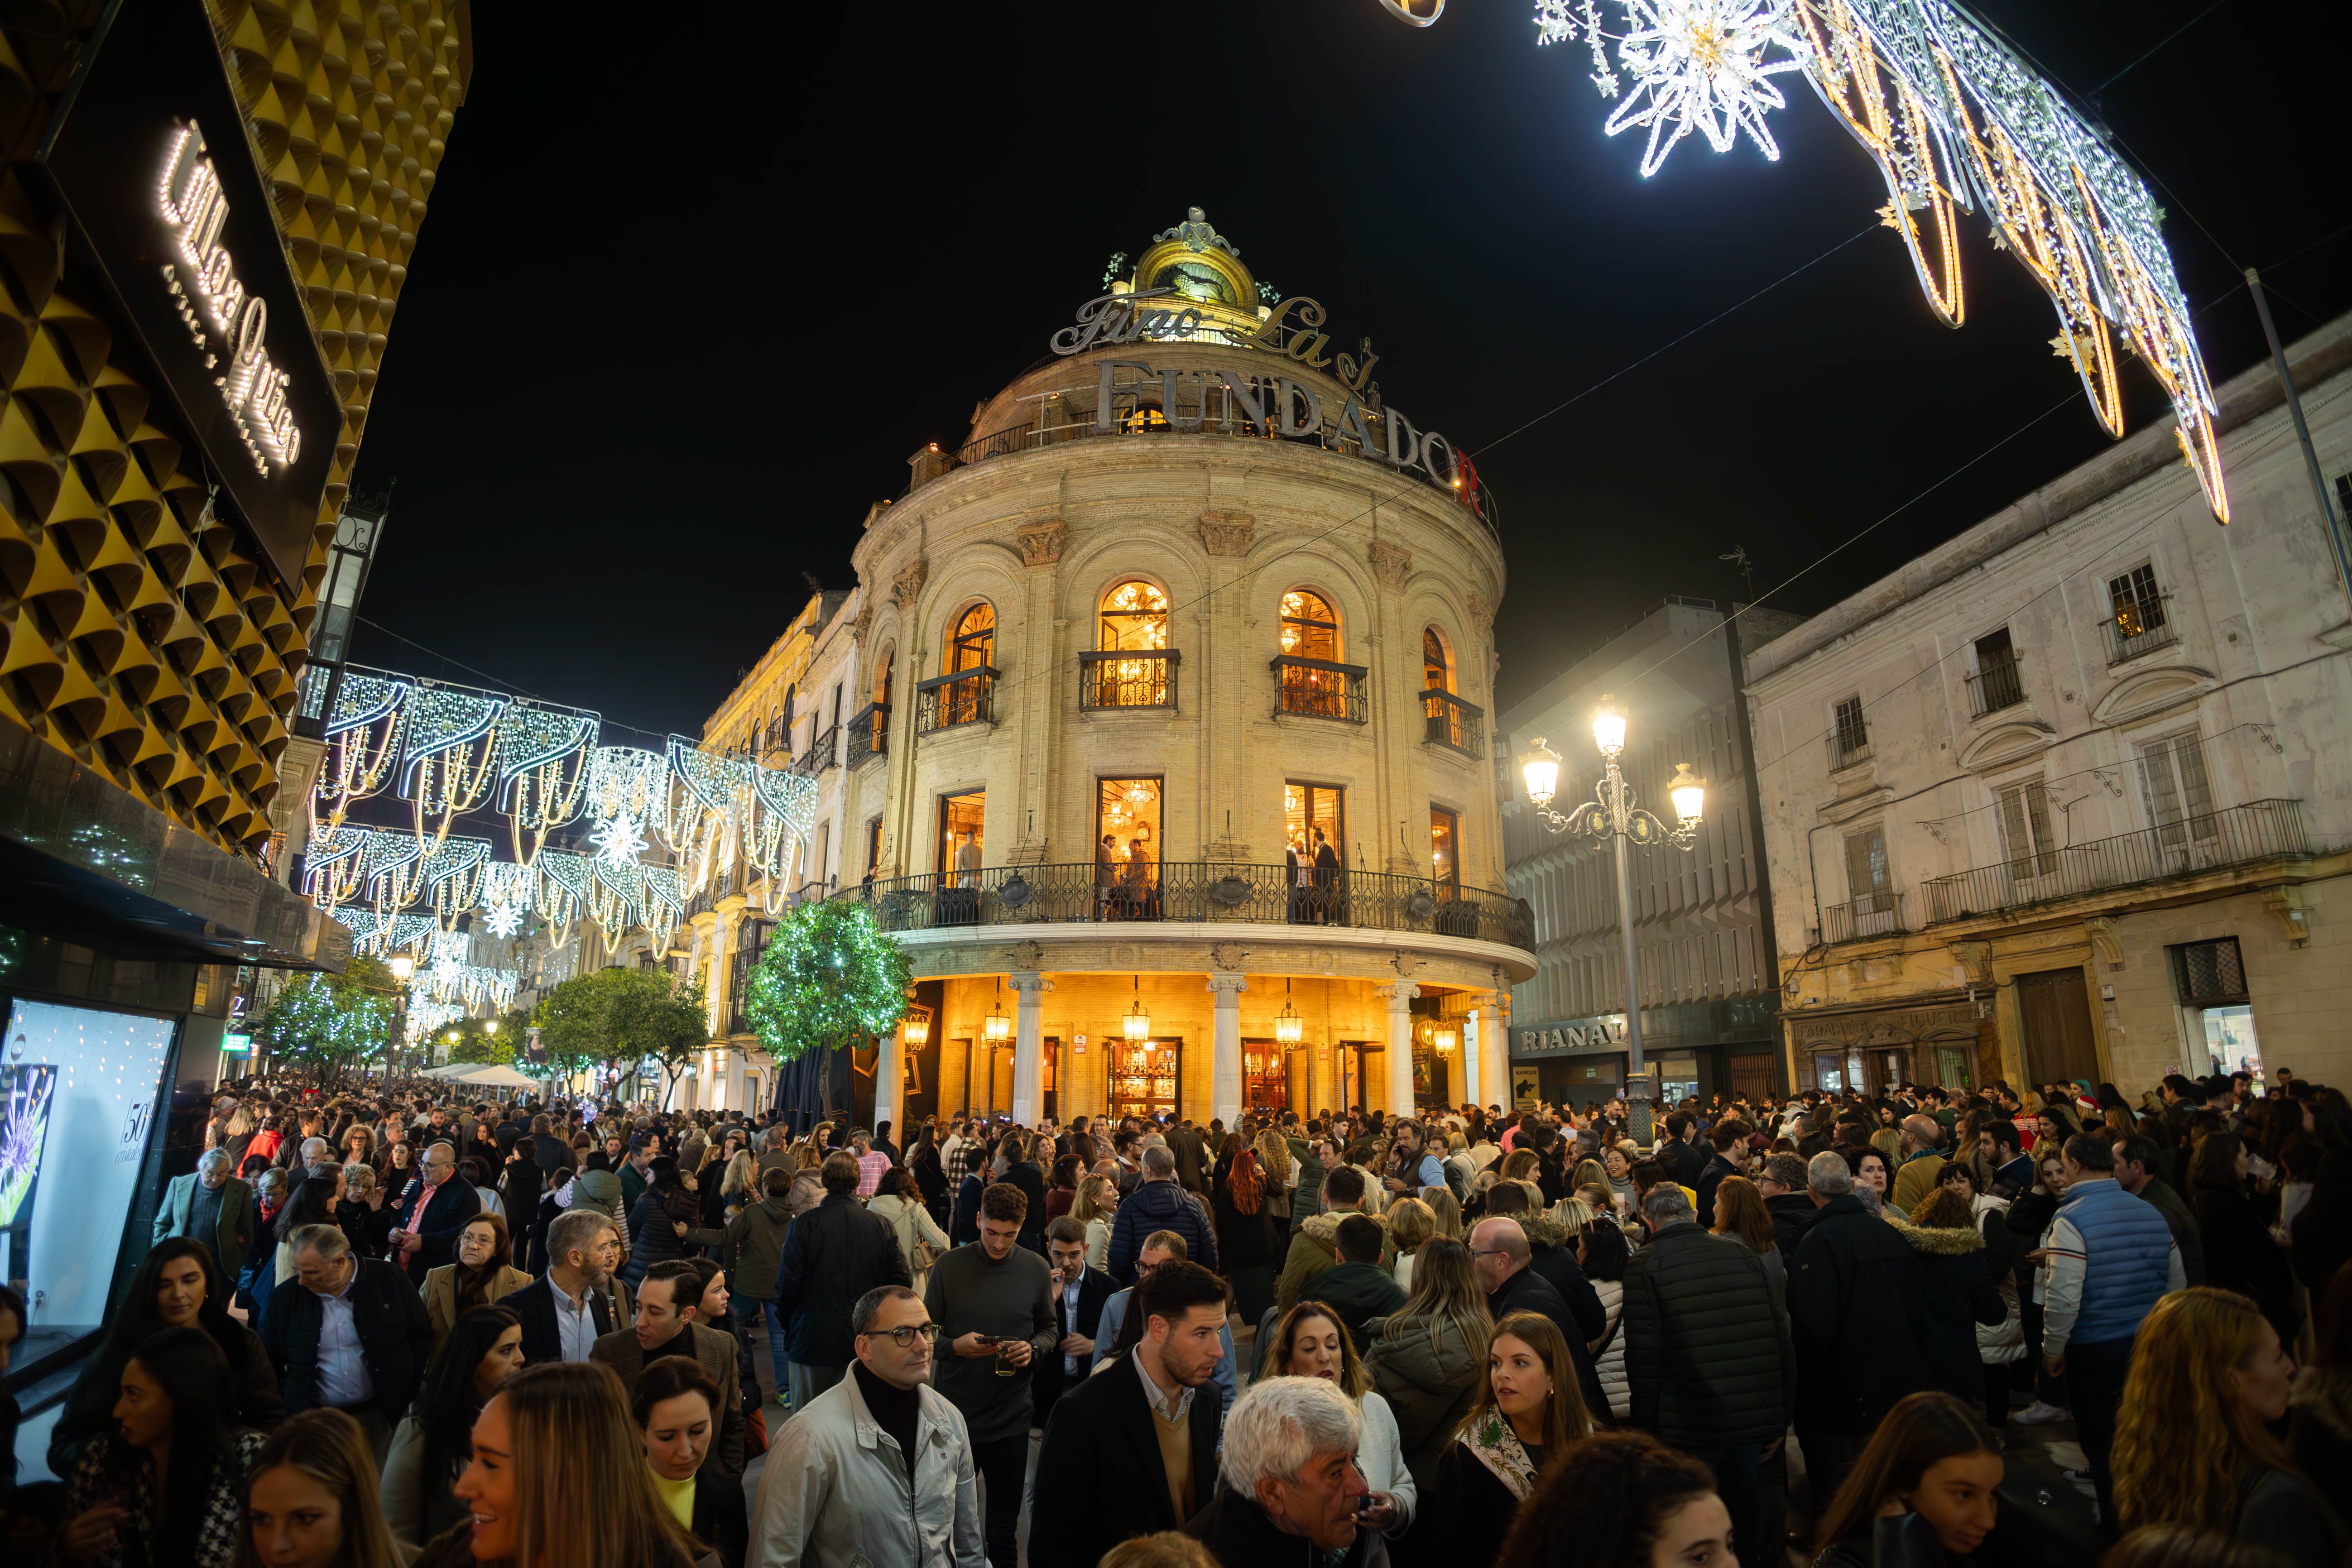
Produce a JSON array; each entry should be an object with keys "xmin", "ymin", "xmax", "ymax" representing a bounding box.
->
[
  {"xmin": 589, "ymin": 811, "xmax": 649, "ymax": 868},
  {"xmin": 482, "ymin": 898, "xmax": 524, "ymax": 940},
  {"xmin": 1586, "ymin": 0, "xmax": 1809, "ymax": 177}
]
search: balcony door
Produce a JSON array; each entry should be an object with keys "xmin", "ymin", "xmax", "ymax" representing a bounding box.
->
[
  {"xmin": 2016, "ymin": 967, "xmax": 2100, "ymax": 1085},
  {"xmin": 937, "ymin": 791, "xmax": 984, "ymax": 882},
  {"xmin": 2137, "ymin": 729, "xmax": 2217, "ymax": 866},
  {"xmin": 1286, "ymin": 783, "xmax": 1346, "ymax": 924},
  {"xmin": 1097, "ymin": 777, "xmax": 1162, "ymax": 918}
]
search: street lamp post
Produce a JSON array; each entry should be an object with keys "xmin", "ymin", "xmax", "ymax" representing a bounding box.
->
[
  {"xmin": 1517, "ymin": 695, "xmax": 1707, "ymax": 1146},
  {"xmin": 387, "ymin": 953, "xmax": 415, "ymax": 1082}
]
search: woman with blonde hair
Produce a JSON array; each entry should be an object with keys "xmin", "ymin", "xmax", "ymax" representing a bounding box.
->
[
  {"xmin": 1428, "ymin": 1309, "xmax": 1594, "ymax": 1566},
  {"xmin": 233, "ymin": 1407, "xmax": 403, "ymax": 1568},
  {"xmin": 1266, "ymin": 1299, "xmax": 1417, "ymax": 1539},
  {"xmin": 1385, "ymin": 1197, "xmax": 1436, "ymax": 1293},
  {"xmin": 422, "ymin": 1361, "xmax": 700, "ymax": 1568},
  {"xmin": 2111, "ymin": 1287, "xmax": 2346, "ymax": 1565},
  {"xmin": 1071, "ymin": 1173, "xmax": 1119, "ymax": 1273},
  {"xmin": 1252, "ymin": 1127, "xmax": 1294, "ymax": 1220},
  {"xmin": 1419, "ymin": 1184, "xmax": 1464, "ymax": 1241}
]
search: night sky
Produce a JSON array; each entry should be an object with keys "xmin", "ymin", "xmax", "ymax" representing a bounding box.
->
[{"xmin": 346, "ymin": 0, "xmax": 2352, "ymax": 740}]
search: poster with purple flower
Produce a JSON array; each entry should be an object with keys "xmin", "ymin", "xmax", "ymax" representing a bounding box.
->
[{"xmin": 0, "ymin": 1063, "xmax": 57, "ymax": 1294}]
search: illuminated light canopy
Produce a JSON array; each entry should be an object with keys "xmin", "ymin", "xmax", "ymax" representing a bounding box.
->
[{"xmin": 1532, "ymin": 0, "xmax": 2230, "ymax": 519}]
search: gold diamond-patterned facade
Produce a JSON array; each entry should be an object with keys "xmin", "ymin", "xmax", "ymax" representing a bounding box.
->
[{"xmin": 0, "ymin": 0, "xmax": 469, "ymax": 858}]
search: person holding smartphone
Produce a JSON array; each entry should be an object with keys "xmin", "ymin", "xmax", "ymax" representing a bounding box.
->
[{"xmin": 925, "ymin": 1182, "xmax": 1056, "ymax": 1568}]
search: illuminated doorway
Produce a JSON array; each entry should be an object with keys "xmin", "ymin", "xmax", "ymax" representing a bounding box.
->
[
  {"xmin": 1241, "ymin": 1040, "xmax": 1288, "ymax": 1115},
  {"xmin": 1097, "ymin": 777, "xmax": 1162, "ymax": 920}
]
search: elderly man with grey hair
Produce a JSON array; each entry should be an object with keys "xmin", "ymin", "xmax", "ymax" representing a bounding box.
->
[
  {"xmin": 1184, "ymin": 1375, "xmax": 1382, "ymax": 1563},
  {"xmin": 155, "ymin": 1145, "xmax": 255, "ymax": 1280},
  {"xmin": 258, "ymin": 1223, "xmax": 432, "ymax": 1465},
  {"xmin": 387, "ymin": 1138, "xmax": 481, "ymax": 1281},
  {"xmin": 1788, "ymin": 1148, "xmax": 1933, "ymax": 1506},
  {"xmin": 1622, "ymin": 1183, "xmax": 1792, "ymax": 1568}
]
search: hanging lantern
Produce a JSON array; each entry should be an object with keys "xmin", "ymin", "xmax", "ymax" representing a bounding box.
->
[
  {"xmin": 1274, "ymin": 975, "xmax": 1304, "ymax": 1044},
  {"xmin": 984, "ymin": 977, "xmax": 1012, "ymax": 1044},
  {"xmin": 1432, "ymin": 1023, "xmax": 1460, "ymax": 1053},
  {"xmin": 903, "ymin": 1008, "xmax": 931, "ymax": 1047},
  {"xmin": 1123, "ymin": 973, "xmax": 1151, "ymax": 1043}
]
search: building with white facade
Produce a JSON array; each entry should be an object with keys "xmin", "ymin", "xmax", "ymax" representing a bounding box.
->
[
  {"xmin": 1499, "ymin": 597, "xmax": 1804, "ymax": 1111},
  {"xmin": 1743, "ymin": 312, "xmax": 2352, "ymax": 1095}
]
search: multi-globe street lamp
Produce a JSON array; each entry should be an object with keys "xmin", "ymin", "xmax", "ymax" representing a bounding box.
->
[{"xmin": 1517, "ymin": 695, "xmax": 1706, "ymax": 1143}]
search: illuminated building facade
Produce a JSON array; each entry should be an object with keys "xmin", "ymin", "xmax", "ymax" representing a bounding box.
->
[{"xmin": 833, "ymin": 211, "xmax": 1532, "ymax": 1128}]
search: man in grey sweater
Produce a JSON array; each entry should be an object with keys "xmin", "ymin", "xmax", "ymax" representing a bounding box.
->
[{"xmin": 925, "ymin": 1180, "xmax": 1056, "ymax": 1568}]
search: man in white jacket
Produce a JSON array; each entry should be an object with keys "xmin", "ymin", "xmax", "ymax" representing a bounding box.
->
[{"xmin": 751, "ymin": 1285, "xmax": 984, "ymax": 1568}]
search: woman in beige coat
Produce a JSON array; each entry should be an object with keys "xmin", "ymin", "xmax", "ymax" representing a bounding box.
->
[
  {"xmin": 421, "ymin": 1212, "xmax": 533, "ymax": 1360},
  {"xmin": 868, "ymin": 1167, "xmax": 951, "ymax": 1292}
]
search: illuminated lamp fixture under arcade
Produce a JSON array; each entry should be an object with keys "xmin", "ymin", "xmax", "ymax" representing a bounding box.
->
[
  {"xmin": 984, "ymin": 978, "xmax": 1013, "ymax": 1045},
  {"xmin": 1124, "ymin": 975, "xmax": 1152, "ymax": 1043},
  {"xmin": 1274, "ymin": 977, "xmax": 1305, "ymax": 1045},
  {"xmin": 1526, "ymin": 0, "xmax": 2232, "ymax": 520}
]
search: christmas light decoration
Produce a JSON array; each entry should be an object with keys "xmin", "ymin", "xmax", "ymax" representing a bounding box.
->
[
  {"xmin": 1532, "ymin": 0, "xmax": 2229, "ymax": 518},
  {"xmin": 313, "ymin": 669, "xmax": 409, "ymax": 831},
  {"xmin": 589, "ymin": 810, "xmax": 650, "ymax": 868},
  {"xmin": 478, "ymin": 860, "xmax": 536, "ymax": 940},
  {"xmin": 496, "ymin": 698, "xmax": 597, "ymax": 864},
  {"xmin": 399, "ymin": 682, "xmax": 508, "ymax": 845}
]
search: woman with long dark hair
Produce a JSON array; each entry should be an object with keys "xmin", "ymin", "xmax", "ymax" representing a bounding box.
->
[
  {"xmin": 54, "ymin": 1327, "xmax": 266, "ymax": 1568},
  {"xmin": 1427, "ymin": 1310, "xmax": 1594, "ymax": 1568},
  {"xmin": 380, "ymin": 1305, "xmax": 524, "ymax": 1553},
  {"xmin": 909, "ymin": 1126, "xmax": 949, "ymax": 1228},
  {"xmin": 271, "ymin": 1175, "xmax": 345, "ymax": 1289},
  {"xmin": 231, "ymin": 1408, "xmax": 403, "ymax": 1568},
  {"xmin": 1265, "ymin": 1302, "xmax": 1415, "ymax": 1541},
  {"xmin": 1493, "ymin": 1431, "xmax": 1726, "ymax": 1568},
  {"xmin": 2187, "ymin": 1133, "xmax": 2300, "ymax": 1346},
  {"xmin": 621, "ymin": 1156, "xmax": 714, "ymax": 1285},
  {"xmin": 2112, "ymin": 1287, "xmax": 2346, "ymax": 1564},
  {"xmin": 1810, "ymin": 1391, "xmax": 2003, "ymax": 1568},
  {"xmin": 48, "ymin": 1240, "xmax": 283, "ymax": 1478}
]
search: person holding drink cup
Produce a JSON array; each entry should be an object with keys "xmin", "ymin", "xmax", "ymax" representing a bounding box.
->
[{"xmin": 925, "ymin": 1181, "xmax": 1056, "ymax": 1568}]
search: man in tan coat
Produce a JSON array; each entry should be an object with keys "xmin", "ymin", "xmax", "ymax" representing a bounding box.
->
[{"xmin": 590, "ymin": 1258, "xmax": 746, "ymax": 1475}]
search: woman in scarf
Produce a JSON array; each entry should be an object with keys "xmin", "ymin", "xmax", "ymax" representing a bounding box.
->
[{"xmin": 1429, "ymin": 1310, "xmax": 1594, "ymax": 1568}]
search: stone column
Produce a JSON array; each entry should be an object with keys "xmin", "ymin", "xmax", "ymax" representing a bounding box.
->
[
  {"xmin": 875, "ymin": 1017, "xmax": 908, "ymax": 1134},
  {"xmin": 1209, "ymin": 973, "xmax": 1248, "ymax": 1125},
  {"xmin": 1010, "ymin": 972, "xmax": 1052, "ymax": 1124},
  {"xmin": 1464, "ymin": 990, "xmax": 1504, "ymax": 1111},
  {"xmin": 1461, "ymin": 1000, "xmax": 1486, "ymax": 1113},
  {"xmin": 1378, "ymin": 982, "xmax": 1419, "ymax": 1114}
]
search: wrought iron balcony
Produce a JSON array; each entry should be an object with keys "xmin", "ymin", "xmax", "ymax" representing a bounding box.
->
[
  {"xmin": 2104, "ymin": 615, "xmax": 2179, "ymax": 665},
  {"xmin": 1272, "ymin": 655, "xmax": 1368, "ymax": 723},
  {"xmin": 1422, "ymin": 689, "xmax": 1485, "ymax": 759},
  {"xmin": 1966, "ymin": 657, "xmax": 2026, "ymax": 718},
  {"xmin": 845, "ymin": 703, "xmax": 888, "ymax": 766},
  {"xmin": 795, "ymin": 724, "xmax": 839, "ymax": 776},
  {"xmin": 1920, "ymin": 799, "xmax": 2308, "ymax": 924},
  {"xmin": 1080, "ymin": 649, "xmax": 1179, "ymax": 711},
  {"xmin": 844, "ymin": 860, "xmax": 1529, "ymax": 946},
  {"xmin": 916, "ymin": 667, "xmax": 996, "ymax": 734},
  {"xmin": 1820, "ymin": 892, "xmax": 1907, "ymax": 944}
]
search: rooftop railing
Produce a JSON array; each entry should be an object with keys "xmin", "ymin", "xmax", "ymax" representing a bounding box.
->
[{"xmin": 1919, "ymin": 799, "xmax": 2308, "ymax": 924}]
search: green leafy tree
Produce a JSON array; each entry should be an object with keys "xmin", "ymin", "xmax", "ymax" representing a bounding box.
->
[
  {"xmin": 744, "ymin": 900, "xmax": 911, "ymax": 1066},
  {"xmin": 533, "ymin": 966, "xmax": 708, "ymax": 1101},
  {"xmin": 251, "ymin": 955, "xmax": 400, "ymax": 1089},
  {"xmin": 442, "ymin": 1008, "xmax": 529, "ymax": 1066}
]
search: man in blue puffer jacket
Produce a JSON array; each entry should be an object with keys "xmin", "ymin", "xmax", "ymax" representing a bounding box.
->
[
  {"xmin": 2038, "ymin": 1132, "xmax": 2184, "ymax": 1527},
  {"xmin": 1105, "ymin": 1144, "xmax": 1219, "ymax": 1284}
]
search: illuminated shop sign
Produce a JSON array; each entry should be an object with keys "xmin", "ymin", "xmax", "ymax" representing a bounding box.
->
[{"xmin": 33, "ymin": 0, "xmax": 341, "ymax": 593}]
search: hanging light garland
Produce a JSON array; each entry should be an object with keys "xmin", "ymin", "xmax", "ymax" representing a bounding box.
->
[{"xmin": 1531, "ymin": 0, "xmax": 2229, "ymax": 518}]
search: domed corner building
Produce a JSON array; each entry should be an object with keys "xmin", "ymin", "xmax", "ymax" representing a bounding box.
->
[{"xmin": 846, "ymin": 209, "xmax": 1531, "ymax": 1131}]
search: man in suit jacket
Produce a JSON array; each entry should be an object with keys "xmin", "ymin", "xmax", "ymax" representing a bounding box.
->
[
  {"xmin": 389, "ymin": 1141, "xmax": 481, "ymax": 1281},
  {"xmin": 1035, "ymin": 1217, "xmax": 1116, "ymax": 1429},
  {"xmin": 260, "ymin": 1224, "xmax": 432, "ymax": 1466},
  {"xmin": 1031, "ymin": 1259, "xmax": 1227, "ymax": 1568},
  {"xmin": 1166, "ymin": 1122, "xmax": 1210, "ymax": 1196},
  {"xmin": 510, "ymin": 1206, "xmax": 635, "ymax": 1364},
  {"xmin": 590, "ymin": 1259, "xmax": 746, "ymax": 1476},
  {"xmin": 155, "ymin": 1148, "xmax": 254, "ymax": 1281}
]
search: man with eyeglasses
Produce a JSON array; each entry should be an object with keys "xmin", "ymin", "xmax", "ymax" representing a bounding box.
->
[
  {"xmin": 753, "ymin": 1285, "xmax": 984, "ymax": 1568},
  {"xmin": 387, "ymin": 1140, "xmax": 480, "ymax": 1282}
]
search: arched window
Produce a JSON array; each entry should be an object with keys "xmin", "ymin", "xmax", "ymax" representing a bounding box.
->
[
  {"xmin": 1422, "ymin": 627, "xmax": 1454, "ymax": 692},
  {"xmin": 947, "ymin": 603, "xmax": 995, "ymax": 673},
  {"xmin": 1090, "ymin": 581, "xmax": 1173, "ymax": 709},
  {"xmin": 873, "ymin": 643, "xmax": 895, "ymax": 708},
  {"xmin": 1278, "ymin": 589, "xmax": 1339, "ymax": 661},
  {"xmin": 1099, "ymin": 581, "xmax": 1169, "ymax": 651}
]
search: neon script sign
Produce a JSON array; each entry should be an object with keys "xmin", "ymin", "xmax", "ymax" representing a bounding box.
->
[{"xmin": 156, "ymin": 123, "xmax": 304, "ymax": 476}]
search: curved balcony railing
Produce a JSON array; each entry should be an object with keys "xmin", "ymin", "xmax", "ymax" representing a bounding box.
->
[{"xmin": 840, "ymin": 860, "xmax": 1531, "ymax": 947}]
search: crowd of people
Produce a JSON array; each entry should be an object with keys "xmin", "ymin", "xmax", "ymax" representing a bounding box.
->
[{"xmin": 1, "ymin": 1065, "xmax": 2346, "ymax": 1568}]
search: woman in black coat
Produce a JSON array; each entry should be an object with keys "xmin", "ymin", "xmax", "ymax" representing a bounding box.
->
[
  {"xmin": 623, "ymin": 1157, "xmax": 721, "ymax": 1284},
  {"xmin": 2191, "ymin": 1132, "xmax": 2301, "ymax": 1345},
  {"xmin": 1213, "ymin": 1136, "xmax": 1284, "ymax": 1325},
  {"xmin": 910, "ymin": 1130, "xmax": 950, "ymax": 1228},
  {"xmin": 1889, "ymin": 1188, "xmax": 2006, "ymax": 1404},
  {"xmin": 47, "ymin": 1241, "xmax": 282, "ymax": 1478}
]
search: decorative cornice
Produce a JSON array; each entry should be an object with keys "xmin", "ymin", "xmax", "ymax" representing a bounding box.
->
[
  {"xmin": 889, "ymin": 557, "xmax": 929, "ymax": 609},
  {"xmin": 1369, "ymin": 539, "xmax": 1412, "ymax": 591},
  {"xmin": 1016, "ymin": 519, "xmax": 1069, "ymax": 568},
  {"xmin": 1467, "ymin": 590, "xmax": 1495, "ymax": 632},
  {"xmin": 1199, "ymin": 509, "xmax": 1256, "ymax": 558}
]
